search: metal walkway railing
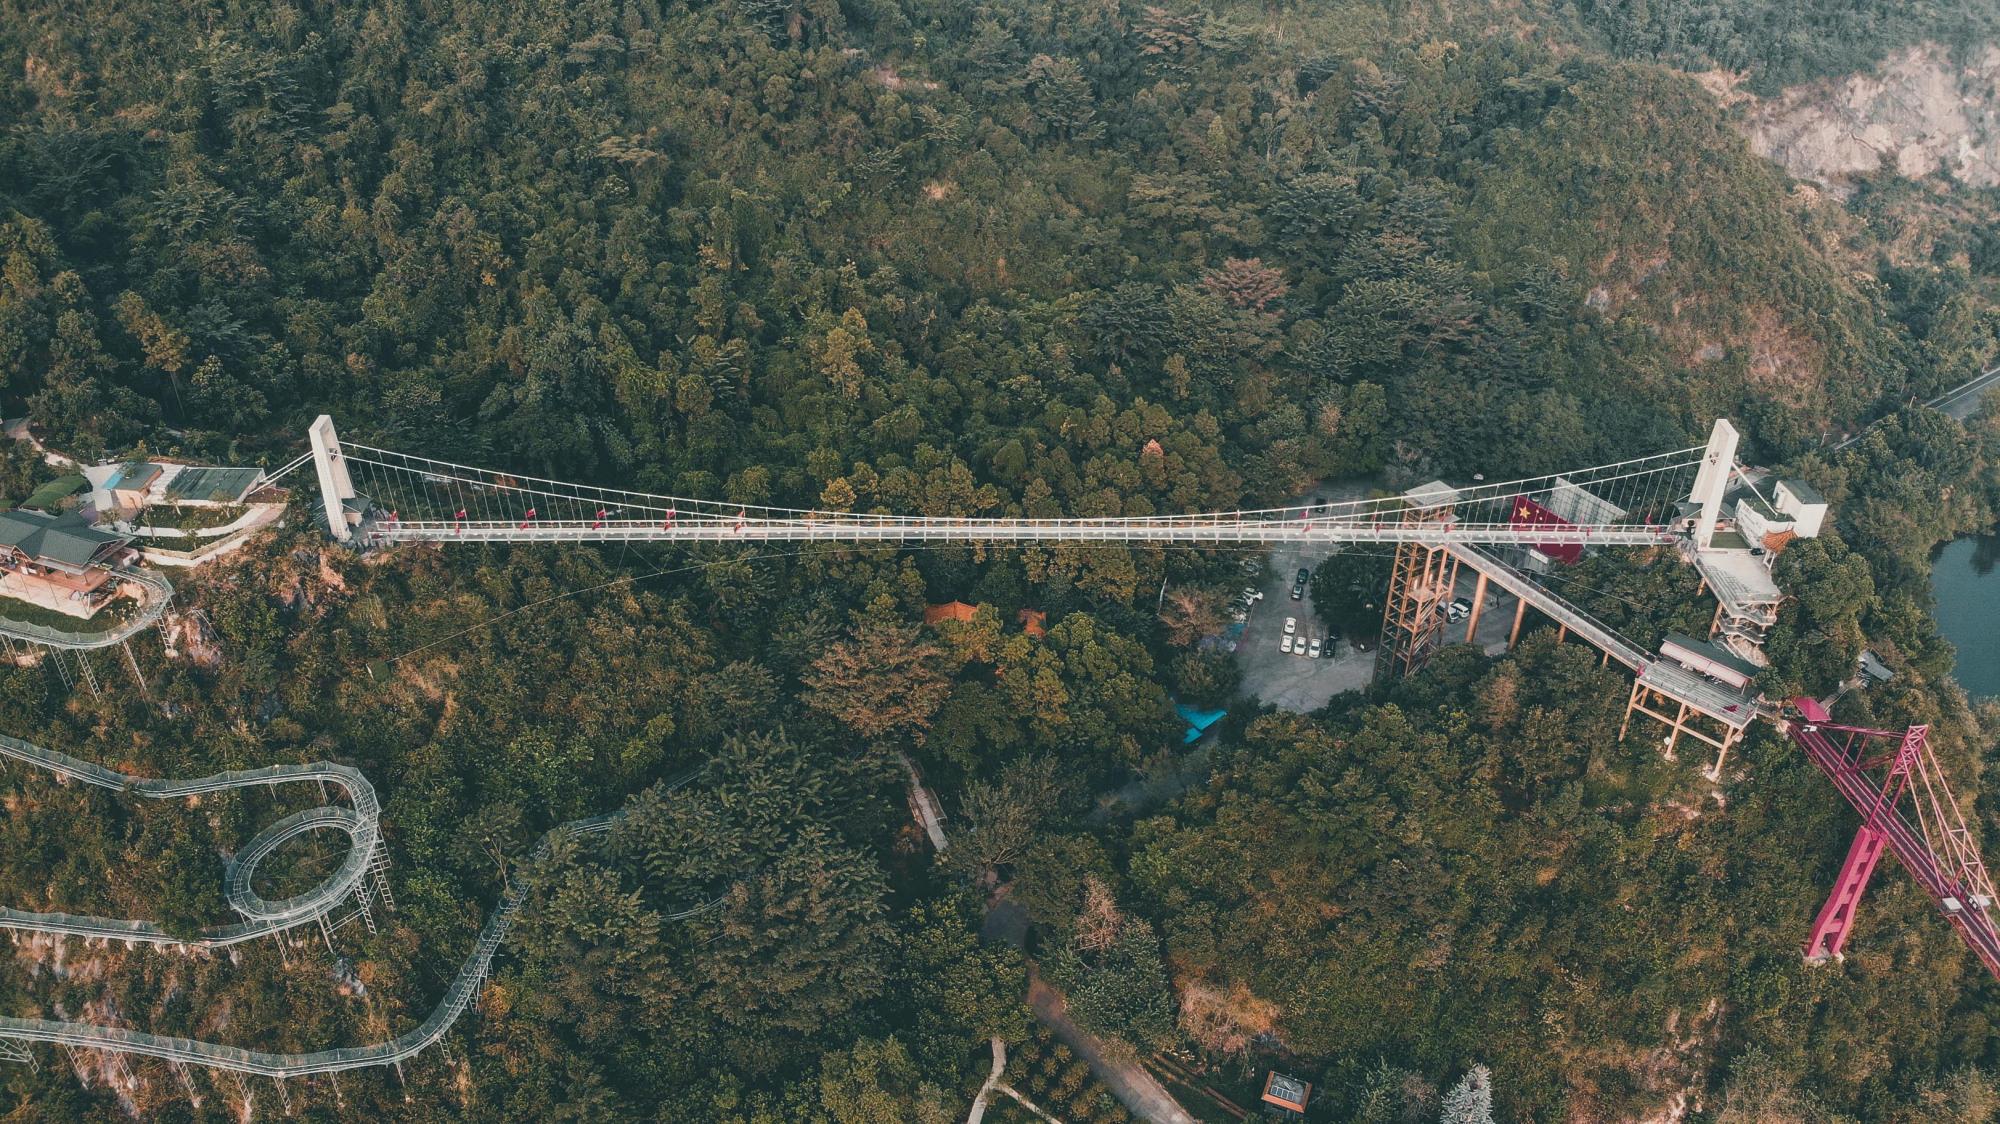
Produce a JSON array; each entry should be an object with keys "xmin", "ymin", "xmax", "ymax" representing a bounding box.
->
[
  {"xmin": 0, "ymin": 734, "xmax": 382, "ymax": 947},
  {"xmin": 0, "ymin": 752, "xmax": 721, "ymax": 1077},
  {"xmin": 0, "ymin": 567, "xmax": 174, "ymax": 651}
]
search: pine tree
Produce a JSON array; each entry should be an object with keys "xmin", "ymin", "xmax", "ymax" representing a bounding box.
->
[{"xmin": 1440, "ymin": 1065, "xmax": 1495, "ymax": 1124}]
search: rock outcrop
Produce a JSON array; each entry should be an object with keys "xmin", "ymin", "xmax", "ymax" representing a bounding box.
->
[{"xmin": 1734, "ymin": 43, "xmax": 2000, "ymax": 194}]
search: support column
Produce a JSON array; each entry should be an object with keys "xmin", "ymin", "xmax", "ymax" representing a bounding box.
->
[
  {"xmin": 121, "ymin": 639, "xmax": 147, "ymax": 696},
  {"xmin": 1690, "ymin": 418, "xmax": 1740, "ymax": 549},
  {"xmin": 1556, "ymin": 623, "xmax": 1568, "ymax": 645},
  {"xmin": 1665, "ymin": 700, "xmax": 1689, "ymax": 760},
  {"xmin": 1508, "ymin": 597, "xmax": 1528, "ymax": 649},
  {"xmin": 1619, "ymin": 679, "xmax": 1641, "ymax": 742},
  {"xmin": 309, "ymin": 415, "xmax": 358, "ymax": 542},
  {"xmin": 1706, "ymin": 726, "xmax": 1740, "ymax": 781},
  {"xmin": 1463, "ymin": 572, "xmax": 1488, "ymax": 645},
  {"xmin": 1804, "ymin": 824, "xmax": 1890, "ymax": 962}
]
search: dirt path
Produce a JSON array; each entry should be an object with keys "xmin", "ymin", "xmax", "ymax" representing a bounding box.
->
[{"xmin": 1027, "ymin": 975, "xmax": 1197, "ymax": 1124}]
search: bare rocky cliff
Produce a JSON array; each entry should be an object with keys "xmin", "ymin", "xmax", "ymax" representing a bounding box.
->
[{"xmin": 1721, "ymin": 43, "xmax": 2000, "ymax": 194}]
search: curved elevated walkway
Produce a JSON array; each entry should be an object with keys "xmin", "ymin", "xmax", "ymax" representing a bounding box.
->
[
  {"xmin": 0, "ymin": 750, "xmax": 720, "ymax": 1078},
  {"xmin": 0, "ymin": 567, "xmax": 173, "ymax": 651},
  {"xmin": 0, "ymin": 733, "xmax": 380, "ymax": 948}
]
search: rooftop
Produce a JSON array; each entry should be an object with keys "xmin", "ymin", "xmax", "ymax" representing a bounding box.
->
[
  {"xmin": 1695, "ymin": 547, "xmax": 1781, "ymax": 607},
  {"xmin": 163, "ymin": 466, "xmax": 264, "ymax": 504},
  {"xmin": 1778, "ymin": 477, "xmax": 1827, "ymax": 506},
  {"xmin": 923, "ymin": 601, "xmax": 978, "ymax": 625},
  {"xmin": 1662, "ymin": 632, "xmax": 1762, "ymax": 679},
  {"xmin": 22, "ymin": 475, "xmax": 87, "ymax": 512},
  {"xmin": 0, "ymin": 510, "xmax": 130, "ymax": 569},
  {"xmin": 1261, "ymin": 1071, "xmax": 1311, "ymax": 1113},
  {"xmin": 1404, "ymin": 480, "xmax": 1459, "ymax": 511}
]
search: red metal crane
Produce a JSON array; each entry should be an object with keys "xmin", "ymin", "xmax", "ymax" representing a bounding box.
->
[{"xmin": 1785, "ymin": 697, "xmax": 2000, "ymax": 979}]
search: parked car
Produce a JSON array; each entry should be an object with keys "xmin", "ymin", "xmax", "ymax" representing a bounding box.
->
[
  {"xmin": 1447, "ymin": 596, "xmax": 1472, "ymax": 623},
  {"xmin": 1241, "ymin": 587, "xmax": 1264, "ymax": 602},
  {"xmin": 1284, "ymin": 617, "xmax": 1298, "ymax": 635},
  {"xmin": 1296, "ymin": 567, "xmax": 1311, "ymax": 585},
  {"xmin": 1290, "ymin": 583, "xmax": 1305, "ymax": 601},
  {"xmin": 1280, "ymin": 634, "xmax": 1294, "ymax": 654},
  {"xmin": 1308, "ymin": 637, "xmax": 1323, "ymax": 658}
]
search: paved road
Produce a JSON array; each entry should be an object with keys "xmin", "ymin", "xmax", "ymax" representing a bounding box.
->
[
  {"xmin": 966, "ymin": 1037, "xmax": 1007, "ymax": 1124},
  {"xmin": 1832, "ymin": 360, "xmax": 2000, "ymax": 450},
  {"xmin": 1939, "ymin": 362, "xmax": 2000, "ymax": 421}
]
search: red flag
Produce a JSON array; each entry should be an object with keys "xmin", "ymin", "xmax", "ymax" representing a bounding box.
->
[
  {"xmin": 518, "ymin": 507, "xmax": 537, "ymax": 530},
  {"xmin": 454, "ymin": 509, "xmax": 467, "ymax": 520},
  {"xmin": 1510, "ymin": 495, "xmax": 1580, "ymax": 564},
  {"xmin": 735, "ymin": 508, "xmax": 748, "ymax": 534},
  {"xmin": 662, "ymin": 507, "xmax": 676, "ymax": 530}
]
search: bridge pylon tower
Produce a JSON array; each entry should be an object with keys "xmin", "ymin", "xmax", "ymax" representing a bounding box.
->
[
  {"xmin": 1377, "ymin": 481, "xmax": 1461, "ymax": 682},
  {"xmin": 308, "ymin": 415, "xmax": 358, "ymax": 543}
]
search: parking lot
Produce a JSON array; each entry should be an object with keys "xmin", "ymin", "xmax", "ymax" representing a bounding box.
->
[
  {"xmin": 1232, "ymin": 539, "xmax": 1530, "ymax": 714},
  {"xmin": 1232, "ymin": 541, "xmax": 1376, "ymax": 713}
]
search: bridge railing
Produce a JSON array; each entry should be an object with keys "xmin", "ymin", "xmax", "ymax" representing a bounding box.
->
[{"xmin": 331, "ymin": 438, "xmax": 1706, "ymax": 547}]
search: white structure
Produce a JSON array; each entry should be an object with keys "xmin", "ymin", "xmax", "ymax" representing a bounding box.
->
[
  {"xmin": 1734, "ymin": 494, "xmax": 1794, "ymax": 545},
  {"xmin": 1688, "ymin": 419, "xmax": 1739, "ymax": 550},
  {"xmin": 308, "ymin": 415, "xmax": 359, "ymax": 542},
  {"xmin": 1774, "ymin": 479, "xmax": 1828, "ymax": 539}
]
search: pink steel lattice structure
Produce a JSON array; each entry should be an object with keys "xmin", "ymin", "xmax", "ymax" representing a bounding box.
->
[{"xmin": 1786, "ymin": 697, "xmax": 2000, "ymax": 979}]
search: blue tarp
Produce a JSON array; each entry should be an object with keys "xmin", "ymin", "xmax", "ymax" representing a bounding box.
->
[{"xmin": 1175, "ymin": 704, "xmax": 1226, "ymax": 744}]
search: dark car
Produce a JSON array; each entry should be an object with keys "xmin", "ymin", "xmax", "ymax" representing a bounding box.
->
[{"xmin": 1296, "ymin": 567, "xmax": 1311, "ymax": 585}]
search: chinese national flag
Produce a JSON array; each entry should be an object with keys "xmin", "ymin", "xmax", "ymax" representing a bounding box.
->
[{"xmin": 1510, "ymin": 495, "xmax": 1580, "ymax": 564}]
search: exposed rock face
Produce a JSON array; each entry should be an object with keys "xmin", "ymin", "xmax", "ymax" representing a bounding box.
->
[{"xmin": 1737, "ymin": 43, "xmax": 2000, "ymax": 194}]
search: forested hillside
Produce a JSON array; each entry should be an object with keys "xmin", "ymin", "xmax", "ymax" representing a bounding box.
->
[{"xmin": 1, "ymin": 0, "xmax": 1998, "ymax": 1120}]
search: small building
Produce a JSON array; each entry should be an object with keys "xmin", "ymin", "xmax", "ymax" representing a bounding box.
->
[
  {"xmin": 923, "ymin": 601, "xmax": 978, "ymax": 626},
  {"xmin": 1175, "ymin": 703, "xmax": 1226, "ymax": 745},
  {"xmin": 0, "ymin": 509, "xmax": 134, "ymax": 611},
  {"xmin": 103, "ymin": 462, "xmax": 163, "ymax": 510},
  {"xmin": 1859, "ymin": 649, "xmax": 1894, "ymax": 685},
  {"xmin": 1774, "ymin": 478, "xmax": 1828, "ymax": 539},
  {"xmin": 1260, "ymin": 1071, "xmax": 1311, "ymax": 1119},
  {"xmin": 1661, "ymin": 632, "xmax": 1761, "ymax": 692},
  {"xmin": 1733, "ymin": 493, "xmax": 1794, "ymax": 549}
]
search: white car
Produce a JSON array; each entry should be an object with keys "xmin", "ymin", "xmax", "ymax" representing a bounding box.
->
[
  {"xmin": 1284, "ymin": 617, "xmax": 1298, "ymax": 635},
  {"xmin": 1280, "ymin": 634, "xmax": 1294, "ymax": 654},
  {"xmin": 1308, "ymin": 637, "xmax": 1323, "ymax": 658}
]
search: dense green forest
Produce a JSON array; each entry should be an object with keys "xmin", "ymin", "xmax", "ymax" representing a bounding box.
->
[{"xmin": 2, "ymin": 0, "xmax": 1999, "ymax": 1120}]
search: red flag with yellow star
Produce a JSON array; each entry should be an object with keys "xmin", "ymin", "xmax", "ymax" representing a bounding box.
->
[{"xmin": 1510, "ymin": 495, "xmax": 1580, "ymax": 563}]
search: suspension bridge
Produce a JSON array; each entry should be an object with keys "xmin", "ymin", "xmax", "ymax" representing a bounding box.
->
[
  {"xmin": 306, "ymin": 416, "xmax": 1726, "ymax": 551},
  {"xmin": 294, "ymin": 412, "xmax": 2000, "ymax": 986},
  {"xmin": 4, "ymin": 411, "xmax": 1997, "ymax": 1101}
]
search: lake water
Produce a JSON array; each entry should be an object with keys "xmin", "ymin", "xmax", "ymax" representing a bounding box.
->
[{"xmin": 1933, "ymin": 533, "xmax": 2000, "ymax": 698}]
